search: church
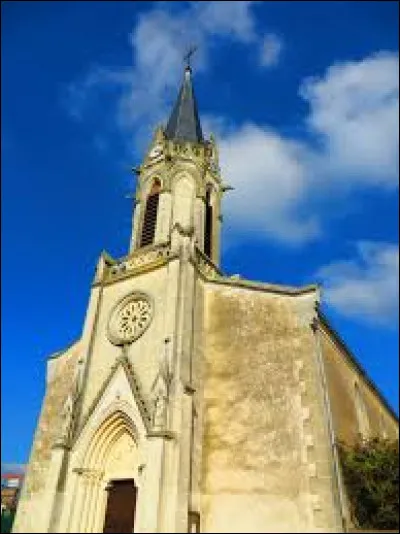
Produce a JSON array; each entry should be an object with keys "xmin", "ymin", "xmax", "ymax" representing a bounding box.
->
[{"xmin": 13, "ymin": 63, "xmax": 398, "ymax": 533}]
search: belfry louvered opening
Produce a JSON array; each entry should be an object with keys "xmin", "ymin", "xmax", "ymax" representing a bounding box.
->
[
  {"xmin": 204, "ymin": 187, "xmax": 213, "ymax": 258},
  {"xmin": 140, "ymin": 179, "xmax": 161, "ymax": 247}
]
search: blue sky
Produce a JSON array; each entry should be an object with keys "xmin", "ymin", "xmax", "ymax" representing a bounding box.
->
[{"xmin": 1, "ymin": 1, "xmax": 398, "ymax": 469}]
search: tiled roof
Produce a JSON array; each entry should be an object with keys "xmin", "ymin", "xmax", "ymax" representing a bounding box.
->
[{"xmin": 165, "ymin": 66, "xmax": 203, "ymax": 144}]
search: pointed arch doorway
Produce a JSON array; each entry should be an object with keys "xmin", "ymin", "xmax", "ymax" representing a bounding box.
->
[
  {"xmin": 69, "ymin": 410, "xmax": 142, "ymax": 533},
  {"xmin": 103, "ymin": 479, "xmax": 137, "ymax": 533}
]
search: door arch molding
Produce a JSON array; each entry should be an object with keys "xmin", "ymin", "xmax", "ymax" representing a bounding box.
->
[{"xmin": 68, "ymin": 409, "xmax": 142, "ymax": 533}]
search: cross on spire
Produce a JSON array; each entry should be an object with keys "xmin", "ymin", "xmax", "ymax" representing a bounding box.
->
[
  {"xmin": 164, "ymin": 46, "xmax": 203, "ymax": 143},
  {"xmin": 183, "ymin": 45, "xmax": 197, "ymax": 69}
]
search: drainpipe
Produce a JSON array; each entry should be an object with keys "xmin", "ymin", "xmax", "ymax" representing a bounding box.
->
[{"xmin": 312, "ymin": 315, "xmax": 348, "ymax": 532}]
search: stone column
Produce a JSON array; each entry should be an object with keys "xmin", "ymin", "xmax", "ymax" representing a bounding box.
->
[
  {"xmin": 56, "ymin": 467, "xmax": 80, "ymax": 533},
  {"xmin": 68, "ymin": 470, "xmax": 90, "ymax": 532},
  {"xmin": 93, "ymin": 481, "xmax": 109, "ymax": 533},
  {"xmin": 86, "ymin": 472, "xmax": 105, "ymax": 533},
  {"xmin": 155, "ymin": 191, "xmax": 172, "ymax": 244},
  {"xmin": 194, "ymin": 196, "xmax": 205, "ymax": 251},
  {"xmin": 160, "ymin": 236, "xmax": 197, "ymax": 532},
  {"xmin": 130, "ymin": 201, "xmax": 142, "ymax": 253},
  {"xmin": 80, "ymin": 470, "xmax": 102, "ymax": 533}
]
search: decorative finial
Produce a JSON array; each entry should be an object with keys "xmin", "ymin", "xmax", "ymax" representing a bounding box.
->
[{"xmin": 183, "ymin": 45, "xmax": 197, "ymax": 69}]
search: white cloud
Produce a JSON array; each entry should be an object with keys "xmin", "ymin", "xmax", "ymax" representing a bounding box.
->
[
  {"xmin": 316, "ymin": 242, "xmax": 399, "ymax": 325},
  {"xmin": 300, "ymin": 52, "xmax": 399, "ymax": 187},
  {"xmin": 191, "ymin": 1, "xmax": 257, "ymax": 43},
  {"xmin": 64, "ymin": 67, "xmax": 120, "ymax": 120},
  {"xmin": 215, "ymin": 52, "xmax": 398, "ymax": 244},
  {"xmin": 218, "ymin": 123, "xmax": 320, "ymax": 244},
  {"xmin": 64, "ymin": 1, "xmax": 398, "ymax": 247},
  {"xmin": 259, "ymin": 33, "xmax": 283, "ymax": 67},
  {"xmin": 65, "ymin": 1, "xmax": 266, "ymax": 151}
]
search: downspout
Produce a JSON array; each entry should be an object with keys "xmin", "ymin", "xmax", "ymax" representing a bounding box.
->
[
  {"xmin": 188, "ymin": 248, "xmax": 198, "ymax": 527},
  {"xmin": 312, "ymin": 312, "xmax": 348, "ymax": 532}
]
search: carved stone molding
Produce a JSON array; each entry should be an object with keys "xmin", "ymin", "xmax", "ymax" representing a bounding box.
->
[
  {"xmin": 103, "ymin": 242, "xmax": 171, "ymax": 283},
  {"xmin": 194, "ymin": 247, "xmax": 222, "ymax": 280},
  {"xmin": 107, "ymin": 292, "xmax": 153, "ymax": 346},
  {"xmin": 150, "ymin": 338, "xmax": 173, "ymax": 432}
]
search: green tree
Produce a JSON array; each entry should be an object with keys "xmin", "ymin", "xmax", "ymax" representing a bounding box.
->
[
  {"xmin": 1, "ymin": 509, "xmax": 15, "ymax": 534},
  {"xmin": 339, "ymin": 437, "xmax": 399, "ymax": 530}
]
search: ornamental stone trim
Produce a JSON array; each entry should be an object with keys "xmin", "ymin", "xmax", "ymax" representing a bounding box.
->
[
  {"xmin": 107, "ymin": 292, "xmax": 153, "ymax": 346},
  {"xmin": 100, "ymin": 242, "xmax": 171, "ymax": 283},
  {"xmin": 194, "ymin": 247, "xmax": 223, "ymax": 280}
]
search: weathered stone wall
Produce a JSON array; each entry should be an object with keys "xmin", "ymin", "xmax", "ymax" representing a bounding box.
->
[
  {"xmin": 199, "ymin": 282, "xmax": 341, "ymax": 533},
  {"xmin": 78, "ymin": 264, "xmax": 172, "ymax": 423},
  {"xmin": 320, "ymin": 325, "xmax": 398, "ymax": 445},
  {"xmin": 12, "ymin": 342, "xmax": 81, "ymax": 533}
]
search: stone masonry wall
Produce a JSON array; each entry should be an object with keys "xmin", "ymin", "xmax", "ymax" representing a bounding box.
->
[
  {"xmin": 320, "ymin": 327, "xmax": 398, "ymax": 445},
  {"xmin": 12, "ymin": 342, "xmax": 81, "ymax": 533},
  {"xmin": 199, "ymin": 282, "xmax": 341, "ymax": 533}
]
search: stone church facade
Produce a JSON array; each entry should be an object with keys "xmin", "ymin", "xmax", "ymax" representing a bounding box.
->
[{"xmin": 13, "ymin": 66, "xmax": 398, "ymax": 533}]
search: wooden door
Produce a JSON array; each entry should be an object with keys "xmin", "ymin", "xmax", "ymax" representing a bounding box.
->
[{"xmin": 103, "ymin": 479, "xmax": 137, "ymax": 533}]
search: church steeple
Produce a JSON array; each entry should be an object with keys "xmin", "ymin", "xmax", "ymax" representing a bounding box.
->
[
  {"xmin": 165, "ymin": 66, "xmax": 204, "ymax": 143},
  {"xmin": 129, "ymin": 59, "xmax": 226, "ymax": 267}
]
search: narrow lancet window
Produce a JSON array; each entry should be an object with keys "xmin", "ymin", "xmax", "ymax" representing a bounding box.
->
[
  {"xmin": 354, "ymin": 382, "xmax": 370, "ymax": 439},
  {"xmin": 204, "ymin": 188, "xmax": 213, "ymax": 258},
  {"xmin": 140, "ymin": 179, "xmax": 161, "ymax": 247}
]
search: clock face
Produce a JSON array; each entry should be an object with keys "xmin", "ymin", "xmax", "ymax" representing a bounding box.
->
[
  {"xmin": 149, "ymin": 144, "xmax": 163, "ymax": 159},
  {"xmin": 108, "ymin": 293, "xmax": 153, "ymax": 346}
]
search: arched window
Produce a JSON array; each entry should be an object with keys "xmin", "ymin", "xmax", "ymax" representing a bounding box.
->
[
  {"xmin": 379, "ymin": 413, "xmax": 388, "ymax": 439},
  {"xmin": 140, "ymin": 179, "xmax": 161, "ymax": 247},
  {"xmin": 204, "ymin": 187, "xmax": 213, "ymax": 258},
  {"xmin": 354, "ymin": 382, "xmax": 370, "ymax": 439}
]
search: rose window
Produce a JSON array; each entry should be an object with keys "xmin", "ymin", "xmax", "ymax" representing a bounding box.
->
[{"xmin": 108, "ymin": 293, "xmax": 153, "ymax": 345}]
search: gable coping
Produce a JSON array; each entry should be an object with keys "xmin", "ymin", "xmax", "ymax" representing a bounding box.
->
[{"xmin": 71, "ymin": 353, "xmax": 152, "ymax": 448}]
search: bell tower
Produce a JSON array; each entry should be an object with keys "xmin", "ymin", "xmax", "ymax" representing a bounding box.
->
[
  {"xmin": 129, "ymin": 65, "xmax": 224, "ymax": 267},
  {"xmin": 13, "ymin": 59, "xmax": 237, "ymax": 534}
]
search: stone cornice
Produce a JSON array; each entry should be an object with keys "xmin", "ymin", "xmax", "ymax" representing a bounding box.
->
[
  {"xmin": 93, "ymin": 242, "xmax": 318, "ymax": 298},
  {"xmin": 47, "ymin": 340, "xmax": 80, "ymax": 361},
  {"xmin": 193, "ymin": 247, "xmax": 319, "ymax": 296},
  {"xmin": 146, "ymin": 430, "xmax": 176, "ymax": 440},
  {"xmin": 207, "ymin": 276, "xmax": 319, "ymax": 296},
  {"xmin": 139, "ymin": 135, "xmax": 223, "ymax": 186},
  {"xmin": 92, "ymin": 242, "xmax": 174, "ymax": 287}
]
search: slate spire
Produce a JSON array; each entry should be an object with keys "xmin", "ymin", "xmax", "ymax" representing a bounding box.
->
[{"xmin": 165, "ymin": 66, "xmax": 204, "ymax": 143}]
